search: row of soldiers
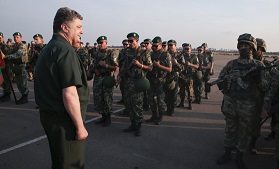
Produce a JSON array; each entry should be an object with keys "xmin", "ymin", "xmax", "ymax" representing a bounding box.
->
[{"xmin": 85, "ymin": 32, "xmax": 214, "ymax": 137}]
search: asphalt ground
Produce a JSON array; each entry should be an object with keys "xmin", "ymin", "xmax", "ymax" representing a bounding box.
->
[{"xmin": 0, "ymin": 55, "xmax": 277, "ymax": 169}]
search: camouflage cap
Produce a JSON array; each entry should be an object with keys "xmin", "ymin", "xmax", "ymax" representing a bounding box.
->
[
  {"xmin": 182, "ymin": 43, "xmax": 191, "ymax": 47},
  {"xmin": 122, "ymin": 39, "xmax": 128, "ymax": 43},
  {"xmin": 13, "ymin": 32, "xmax": 22, "ymax": 36},
  {"xmin": 127, "ymin": 32, "xmax": 139, "ymax": 39},
  {"xmin": 237, "ymin": 33, "xmax": 257, "ymax": 51},
  {"xmin": 33, "ymin": 34, "xmax": 43, "ymax": 39},
  {"xmin": 152, "ymin": 36, "xmax": 162, "ymax": 43},
  {"xmin": 256, "ymin": 38, "xmax": 267, "ymax": 52},
  {"xmin": 168, "ymin": 39, "xmax": 177, "ymax": 44},
  {"xmin": 0, "ymin": 32, "xmax": 3, "ymax": 37},
  {"xmin": 143, "ymin": 38, "xmax": 152, "ymax": 43},
  {"xmin": 162, "ymin": 41, "xmax": 167, "ymax": 45},
  {"xmin": 97, "ymin": 36, "xmax": 107, "ymax": 42}
]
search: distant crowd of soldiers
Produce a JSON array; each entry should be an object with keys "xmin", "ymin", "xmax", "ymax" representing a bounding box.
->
[{"xmin": 1, "ymin": 31, "xmax": 279, "ymax": 169}]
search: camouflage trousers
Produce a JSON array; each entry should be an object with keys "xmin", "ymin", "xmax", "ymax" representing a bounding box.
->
[
  {"xmin": 249, "ymin": 102, "xmax": 263, "ymax": 138},
  {"xmin": 178, "ymin": 78, "xmax": 193, "ymax": 100},
  {"xmin": 193, "ymin": 78, "xmax": 202, "ymax": 99},
  {"xmin": 93, "ymin": 76, "xmax": 113, "ymax": 115},
  {"xmin": 148, "ymin": 78, "xmax": 166, "ymax": 114},
  {"xmin": 124, "ymin": 78, "xmax": 144, "ymax": 123},
  {"xmin": 165, "ymin": 81, "xmax": 178, "ymax": 108},
  {"xmin": 221, "ymin": 95, "xmax": 255, "ymax": 152},
  {"xmin": 1, "ymin": 63, "xmax": 29, "ymax": 95}
]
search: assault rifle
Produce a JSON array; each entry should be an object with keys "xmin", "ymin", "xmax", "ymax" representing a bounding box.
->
[
  {"xmin": 115, "ymin": 60, "xmax": 134, "ymax": 87},
  {"xmin": 205, "ymin": 64, "xmax": 277, "ymax": 93}
]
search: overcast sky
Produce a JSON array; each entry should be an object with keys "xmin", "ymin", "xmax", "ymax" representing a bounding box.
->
[{"xmin": 1, "ymin": 0, "xmax": 278, "ymax": 52}]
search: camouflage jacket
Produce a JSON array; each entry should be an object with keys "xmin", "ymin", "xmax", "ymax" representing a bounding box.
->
[
  {"xmin": 93, "ymin": 48, "xmax": 118, "ymax": 76},
  {"xmin": 5, "ymin": 42, "xmax": 28, "ymax": 64},
  {"xmin": 76, "ymin": 47, "xmax": 89, "ymax": 69},
  {"xmin": 121, "ymin": 47, "xmax": 152, "ymax": 79},
  {"xmin": 179, "ymin": 53, "xmax": 199, "ymax": 76},
  {"xmin": 29, "ymin": 44, "xmax": 45, "ymax": 63},
  {"xmin": 219, "ymin": 56, "xmax": 270, "ymax": 100}
]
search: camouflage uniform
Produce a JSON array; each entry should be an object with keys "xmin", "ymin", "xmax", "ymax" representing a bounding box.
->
[
  {"xmin": 2, "ymin": 41, "xmax": 29, "ymax": 103},
  {"xmin": 28, "ymin": 43, "xmax": 45, "ymax": 81},
  {"xmin": 93, "ymin": 48, "xmax": 118, "ymax": 125},
  {"xmin": 164, "ymin": 50, "xmax": 183, "ymax": 115},
  {"xmin": 76, "ymin": 47, "xmax": 90, "ymax": 70},
  {"xmin": 193, "ymin": 52, "xmax": 204, "ymax": 104},
  {"xmin": 122, "ymin": 47, "xmax": 152, "ymax": 123},
  {"xmin": 178, "ymin": 53, "xmax": 199, "ymax": 108},
  {"xmin": 202, "ymin": 51, "xmax": 213, "ymax": 99},
  {"xmin": 147, "ymin": 48, "xmax": 172, "ymax": 124}
]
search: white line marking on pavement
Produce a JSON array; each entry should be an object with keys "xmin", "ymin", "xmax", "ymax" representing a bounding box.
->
[{"xmin": 0, "ymin": 108, "xmax": 124, "ymax": 155}]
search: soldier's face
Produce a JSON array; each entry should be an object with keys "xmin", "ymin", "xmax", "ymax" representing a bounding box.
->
[
  {"xmin": 34, "ymin": 37, "xmax": 43, "ymax": 45},
  {"xmin": 145, "ymin": 42, "xmax": 152, "ymax": 50},
  {"xmin": 152, "ymin": 43, "xmax": 162, "ymax": 51},
  {"xmin": 122, "ymin": 43, "xmax": 129, "ymax": 49},
  {"xmin": 128, "ymin": 38, "xmax": 138, "ymax": 49},
  {"xmin": 168, "ymin": 43, "xmax": 176, "ymax": 52},
  {"xmin": 0, "ymin": 36, "xmax": 3, "ymax": 43},
  {"xmin": 198, "ymin": 48, "xmax": 204, "ymax": 55},
  {"xmin": 183, "ymin": 46, "xmax": 191, "ymax": 54},
  {"xmin": 13, "ymin": 35, "xmax": 22, "ymax": 43},
  {"xmin": 162, "ymin": 44, "xmax": 168, "ymax": 51},
  {"xmin": 62, "ymin": 18, "xmax": 83, "ymax": 45},
  {"xmin": 98, "ymin": 40, "xmax": 107, "ymax": 50}
]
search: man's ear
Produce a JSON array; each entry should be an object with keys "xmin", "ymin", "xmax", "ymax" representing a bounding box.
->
[{"xmin": 61, "ymin": 24, "xmax": 68, "ymax": 33}]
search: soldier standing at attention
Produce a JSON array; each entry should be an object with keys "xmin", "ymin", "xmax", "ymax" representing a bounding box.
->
[
  {"xmin": 216, "ymin": 33, "xmax": 269, "ymax": 169},
  {"xmin": 28, "ymin": 34, "xmax": 45, "ymax": 81},
  {"xmin": 164, "ymin": 39, "xmax": 183, "ymax": 116},
  {"xmin": 73, "ymin": 41, "xmax": 90, "ymax": 70},
  {"xmin": 34, "ymin": 7, "xmax": 89, "ymax": 168},
  {"xmin": 119, "ymin": 32, "xmax": 152, "ymax": 136},
  {"xmin": 193, "ymin": 46, "xmax": 204, "ymax": 104},
  {"xmin": 91, "ymin": 36, "xmax": 118, "ymax": 127},
  {"xmin": 146, "ymin": 36, "xmax": 172, "ymax": 125},
  {"xmin": 1, "ymin": 32, "xmax": 29, "ymax": 104},
  {"xmin": 116, "ymin": 39, "xmax": 129, "ymax": 105},
  {"xmin": 201, "ymin": 43, "xmax": 214, "ymax": 99},
  {"xmin": 142, "ymin": 38, "xmax": 152, "ymax": 111},
  {"xmin": 177, "ymin": 43, "xmax": 199, "ymax": 109}
]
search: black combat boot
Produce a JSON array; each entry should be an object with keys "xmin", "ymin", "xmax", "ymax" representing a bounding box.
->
[
  {"xmin": 235, "ymin": 149, "xmax": 246, "ymax": 169},
  {"xmin": 216, "ymin": 147, "xmax": 233, "ymax": 165},
  {"xmin": 123, "ymin": 119, "xmax": 136, "ymax": 132},
  {"xmin": 135, "ymin": 122, "xmax": 142, "ymax": 136},
  {"xmin": 249, "ymin": 137, "xmax": 258, "ymax": 154},
  {"xmin": 155, "ymin": 111, "xmax": 163, "ymax": 125},
  {"xmin": 95, "ymin": 114, "xmax": 106, "ymax": 124},
  {"xmin": 146, "ymin": 111, "xmax": 157, "ymax": 123},
  {"xmin": 0, "ymin": 92, "xmax": 11, "ymax": 102},
  {"xmin": 205, "ymin": 92, "xmax": 209, "ymax": 99},
  {"xmin": 16, "ymin": 94, "xmax": 28, "ymax": 104},
  {"xmin": 168, "ymin": 105, "xmax": 175, "ymax": 116},
  {"xmin": 177, "ymin": 98, "xmax": 185, "ymax": 108},
  {"xmin": 103, "ymin": 114, "xmax": 111, "ymax": 127},
  {"xmin": 188, "ymin": 99, "xmax": 193, "ymax": 110}
]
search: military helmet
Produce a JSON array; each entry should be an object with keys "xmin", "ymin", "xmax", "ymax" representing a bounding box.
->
[
  {"xmin": 103, "ymin": 76, "xmax": 116, "ymax": 88},
  {"xmin": 256, "ymin": 38, "xmax": 267, "ymax": 52},
  {"xmin": 237, "ymin": 33, "xmax": 257, "ymax": 51},
  {"xmin": 135, "ymin": 78, "xmax": 150, "ymax": 92}
]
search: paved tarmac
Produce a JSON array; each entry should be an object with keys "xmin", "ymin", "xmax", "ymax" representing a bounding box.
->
[{"xmin": 0, "ymin": 55, "xmax": 277, "ymax": 169}]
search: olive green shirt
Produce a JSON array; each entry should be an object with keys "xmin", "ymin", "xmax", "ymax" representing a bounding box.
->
[{"xmin": 35, "ymin": 34, "xmax": 89, "ymax": 121}]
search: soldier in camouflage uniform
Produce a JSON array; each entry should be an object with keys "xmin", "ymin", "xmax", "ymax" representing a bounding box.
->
[
  {"xmin": 193, "ymin": 46, "xmax": 205, "ymax": 104},
  {"xmin": 162, "ymin": 41, "xmax": 168, "ymax": 51},
  {"xmin": 248, "ymin": 38, "xmax": 270, "ymax": 154},
  {"xmin": 28, "ymin": 34, "xmax": 45, "ymax": 81},
  {"xmin": 73, "ymin": 41, "xmax": 90, "ymax": 70},
  {"xmin": 142, "ymin": 38, "xmax": 153, "ymax": 111},
  {"xmin": 146, "ymin": 36, "xmax": 172, "ymax": 125},
  {"xmin": 116, "ymin": 39, "xmax": 129, "ymax": 105},
  {"xmin": 119, "ymin": 32, "xmax": 152, "ymax": 136},
  {"xmin": 201, "ymin": 43, "xmax": 214, "ymax": 99},
  {"xmin": 216, "ymin": 33, "xmax": 270, "ymax": 169},
  {"xmin": 177, "ymin": 43, "xmax": 199, "ymax": 109},
  {"xmin": 89, "ymin": 36, "xmax": 118, "ymax": 127},
  {"xmin": 88, "ymin": 42, "xmax": 98, "ymax": 65},
  {"xmin": 1, "ymin": 32, "xmax": 29, "ymax": 104},
  {"xmin": 164, "ymin": 39, "xmax": 183, "ymax": 116}
]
